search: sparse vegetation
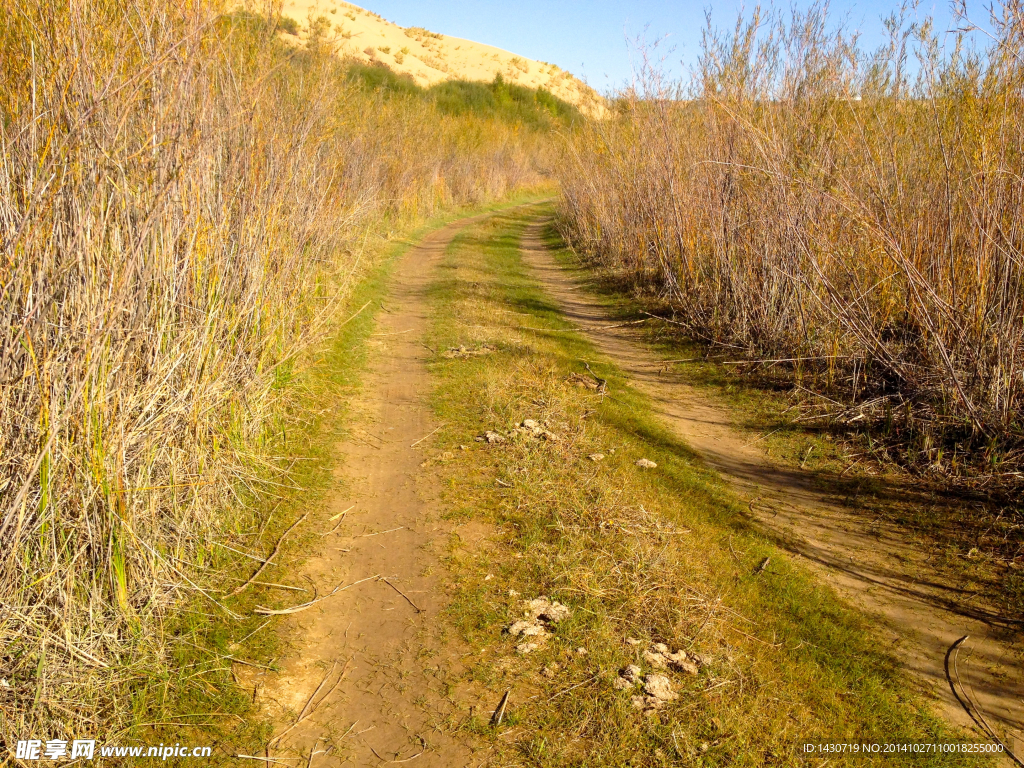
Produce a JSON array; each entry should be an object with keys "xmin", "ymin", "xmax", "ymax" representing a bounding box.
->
[
  {"xmin": 405, "ymin": 25, "xmax": 442, "ymax": 41},
  {"xmin": 277, "ymin": 15, "xmax": 300, "ymax": 35},
  {"xmin": 0, "ymin": 0, "xmax": 557, "ymax": 748}
]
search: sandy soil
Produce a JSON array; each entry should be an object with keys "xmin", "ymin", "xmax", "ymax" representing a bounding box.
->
[
  {"xmin": 247, "ymin": 216, "xmax": 496, "ymax": 766},
  {"xmin": 276, "ymin": 1, "xmax": 605, "ymax": 115},
  {"xmin": 518, "ymin": 217, "xmax": 1024, "ymax": 761}
]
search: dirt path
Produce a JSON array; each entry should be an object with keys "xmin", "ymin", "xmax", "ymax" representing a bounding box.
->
[
  {"xmin": 250, "ymin": 216, "xmax": 492, "ymax": 767},
  {"xmin": 519, "ymin": 217, "xmax": 1024, "ymax": 756}
]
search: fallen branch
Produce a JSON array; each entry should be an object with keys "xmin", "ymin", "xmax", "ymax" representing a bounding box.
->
[{"xmin": 254, "ymin": 574, "xmax": 380, "ymax": 615}]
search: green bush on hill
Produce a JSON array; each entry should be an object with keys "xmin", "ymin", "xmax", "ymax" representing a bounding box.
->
[{"xmin": 345, "ymin": 62, "xmax": 581, "ymax": 128}]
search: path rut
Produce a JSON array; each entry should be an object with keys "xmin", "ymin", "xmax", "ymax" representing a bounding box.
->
[
  {"xmin": 519, "ymin": 217, "xmax": 1024, "ymax": 758},
  {"xmin": 250, "ymin": 215, "xmax": 491, "ymax": 767}
]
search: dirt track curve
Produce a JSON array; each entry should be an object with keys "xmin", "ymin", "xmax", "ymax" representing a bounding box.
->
[{"xmin": 518, "ymin": 217, "xmax": 1024, "ymax": 759}]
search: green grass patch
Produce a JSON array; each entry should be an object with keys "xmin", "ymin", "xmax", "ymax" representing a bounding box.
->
[
  {"xmin": 344, "ymin": 62, "xmax": 582, "ymax": 128},
  {"xmin": 421, "ymin": 204, "xmax": 982, "ymax": 766}
]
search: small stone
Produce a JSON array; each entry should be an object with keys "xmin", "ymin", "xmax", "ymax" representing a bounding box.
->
[
  {"xmin": 671, "ymin": 657, "xmax": 699, "ymax": 676},
  {"xmin": 508, "ymin": 620, "xmax": 548, "ymax": 638},
  {"xmin": 643, "ymin": 649, "xmax": 668, "ymax": 669},
  {"xmin": 541, "ymin": 663, "xmax": 560, "ymax": 679},
  {"xmin": 575, "ymin": 647, "xmax": 588, "ymax": 656},
  {"xmin": 613, "ymin": 676, "xmax": 634, "ymax": 690},
  {"xmin": 653, "ymin": 643, "xmax": 669, "ymax": 654},
  {"xmin": 630, "ymin": 694, "xmax": 664, "ymax": 712},
  {"xmin": 459, "ymin": 444, "xmax": 468, "ymax": 450},
  {"xmin": 665, "ymin": 649, "xmax": 698, "ymax": 674},
  {"xmin": 524, "ymin": 597, "xmax": 571, "ymax": 624},
  {"xmin": 507, "ymin": 620, "xmax": 534, "ymax": 637},
  {"xmin": 643, "ymin": 673, "xmax": 678, "ymax": 702},
  {"xmin": 522, "ymin": 419, "xmax": 540, "ymax": 429},
  {"xmin": 645, "ymin": 696, "xmax": 665, "ymax": 711},
  {"xmin": 484, "ymin": 574, "xmax": 494, "ymax": 581},
  {"xmin": 635, "ymin": 458, "xmax": 657, "ymax": 469},
  {"xmin": 483, "ymin": 431, "xmax": 506, "ymax": 444},
  {"xmin": 620, "ymin": 664, "xmax": 642, "ymax": 684},
  {"xmin": 588, "ymin": 453, "xmax": 605, "ymax": 462},
  {"xmin": 508, "ymin": 589, "xmax": 519, "ymax": 597}
]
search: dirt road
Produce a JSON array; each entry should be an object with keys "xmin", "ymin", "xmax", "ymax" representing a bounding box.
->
[
  {"xmin": 518, "ymin": 217, "xmax": 1024, "ymax": 758},
  {"xmin": 250, "ymin": 209, "xmax": 1021, "ymax": 765},
  {"xmin": 252, "ymin": 215, "xmax": 489, "ymax": 766}
]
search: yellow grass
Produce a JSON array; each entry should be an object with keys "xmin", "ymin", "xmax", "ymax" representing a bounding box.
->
[
  {"xmin": 0, "ymin": 0, "xmax": 554, "ymax": 743},
  {"xmin": 556, "ymin": 2, "xmax": 1024, "ymax": 471}
]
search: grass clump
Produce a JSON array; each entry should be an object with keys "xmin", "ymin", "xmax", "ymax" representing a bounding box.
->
[{"xmin": 421, "ymin": 205, "xmax": 980, "ymax": 766}]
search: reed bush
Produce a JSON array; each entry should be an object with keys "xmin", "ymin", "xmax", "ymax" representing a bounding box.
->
[
  {"xmin": 0, "ymin": 0, "xmax": 553, "ymax": 743},
  {"xmin": 557, "ymin": 2, "xmax": 1024, "ymax": 474}
]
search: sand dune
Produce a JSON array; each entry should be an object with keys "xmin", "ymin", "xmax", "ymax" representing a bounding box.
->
[{"xmin": 278, "ymin": 0, "xmax": 605, "ymax": 115}]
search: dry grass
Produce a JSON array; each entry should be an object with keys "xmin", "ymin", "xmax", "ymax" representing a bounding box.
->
[
  {"xmin": 0, "ymin": 0, "xmax": 552, "ymax": 745},
  {"xmin": 556, "ymin": 1, "xmax": 1024, "ymax": 480}
]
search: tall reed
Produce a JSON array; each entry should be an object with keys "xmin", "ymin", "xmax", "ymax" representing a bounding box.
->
[
  {"xmin": 0, "ymin": 0, "xmax": 550, "ymax": 743},
  {"xmin": 557, "ymin": 2, "xmax": 1024, "ymax": 471}
]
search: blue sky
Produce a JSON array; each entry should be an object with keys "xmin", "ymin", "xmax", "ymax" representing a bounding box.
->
[{"xmin": 355, "ymin": 1, "xmax": 992, "ymax": 93}]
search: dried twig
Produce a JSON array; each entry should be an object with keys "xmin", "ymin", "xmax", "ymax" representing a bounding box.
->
[
  {"xmin": 369, "ymin": 736, "xmax": 426, "ymax": 764},
  {"xmin": 379, "ymin": 576, "xmax": 424, "ymax": 613},
  {"xmin": 944, "ymin": 636, "xmax": 1024, "ymax": 766},
  {"xmin": 269, "ymin": 658, "xmax": 352, "ymax": 748},
  {"xmin": 229, "ymin": 513, "xmax": 309, "ymax": 597},
  {"xmin": 254, "ymin": 574, "xmax": 380, "ymax": 615},
  {"xmin": 411, "ymin": 424, "xmax": 444, "ymax": 447}
]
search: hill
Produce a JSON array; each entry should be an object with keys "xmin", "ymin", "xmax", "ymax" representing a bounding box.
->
[{"xmin": 278, "ymin": 0, "xmax": 605, "ymax": 116}]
